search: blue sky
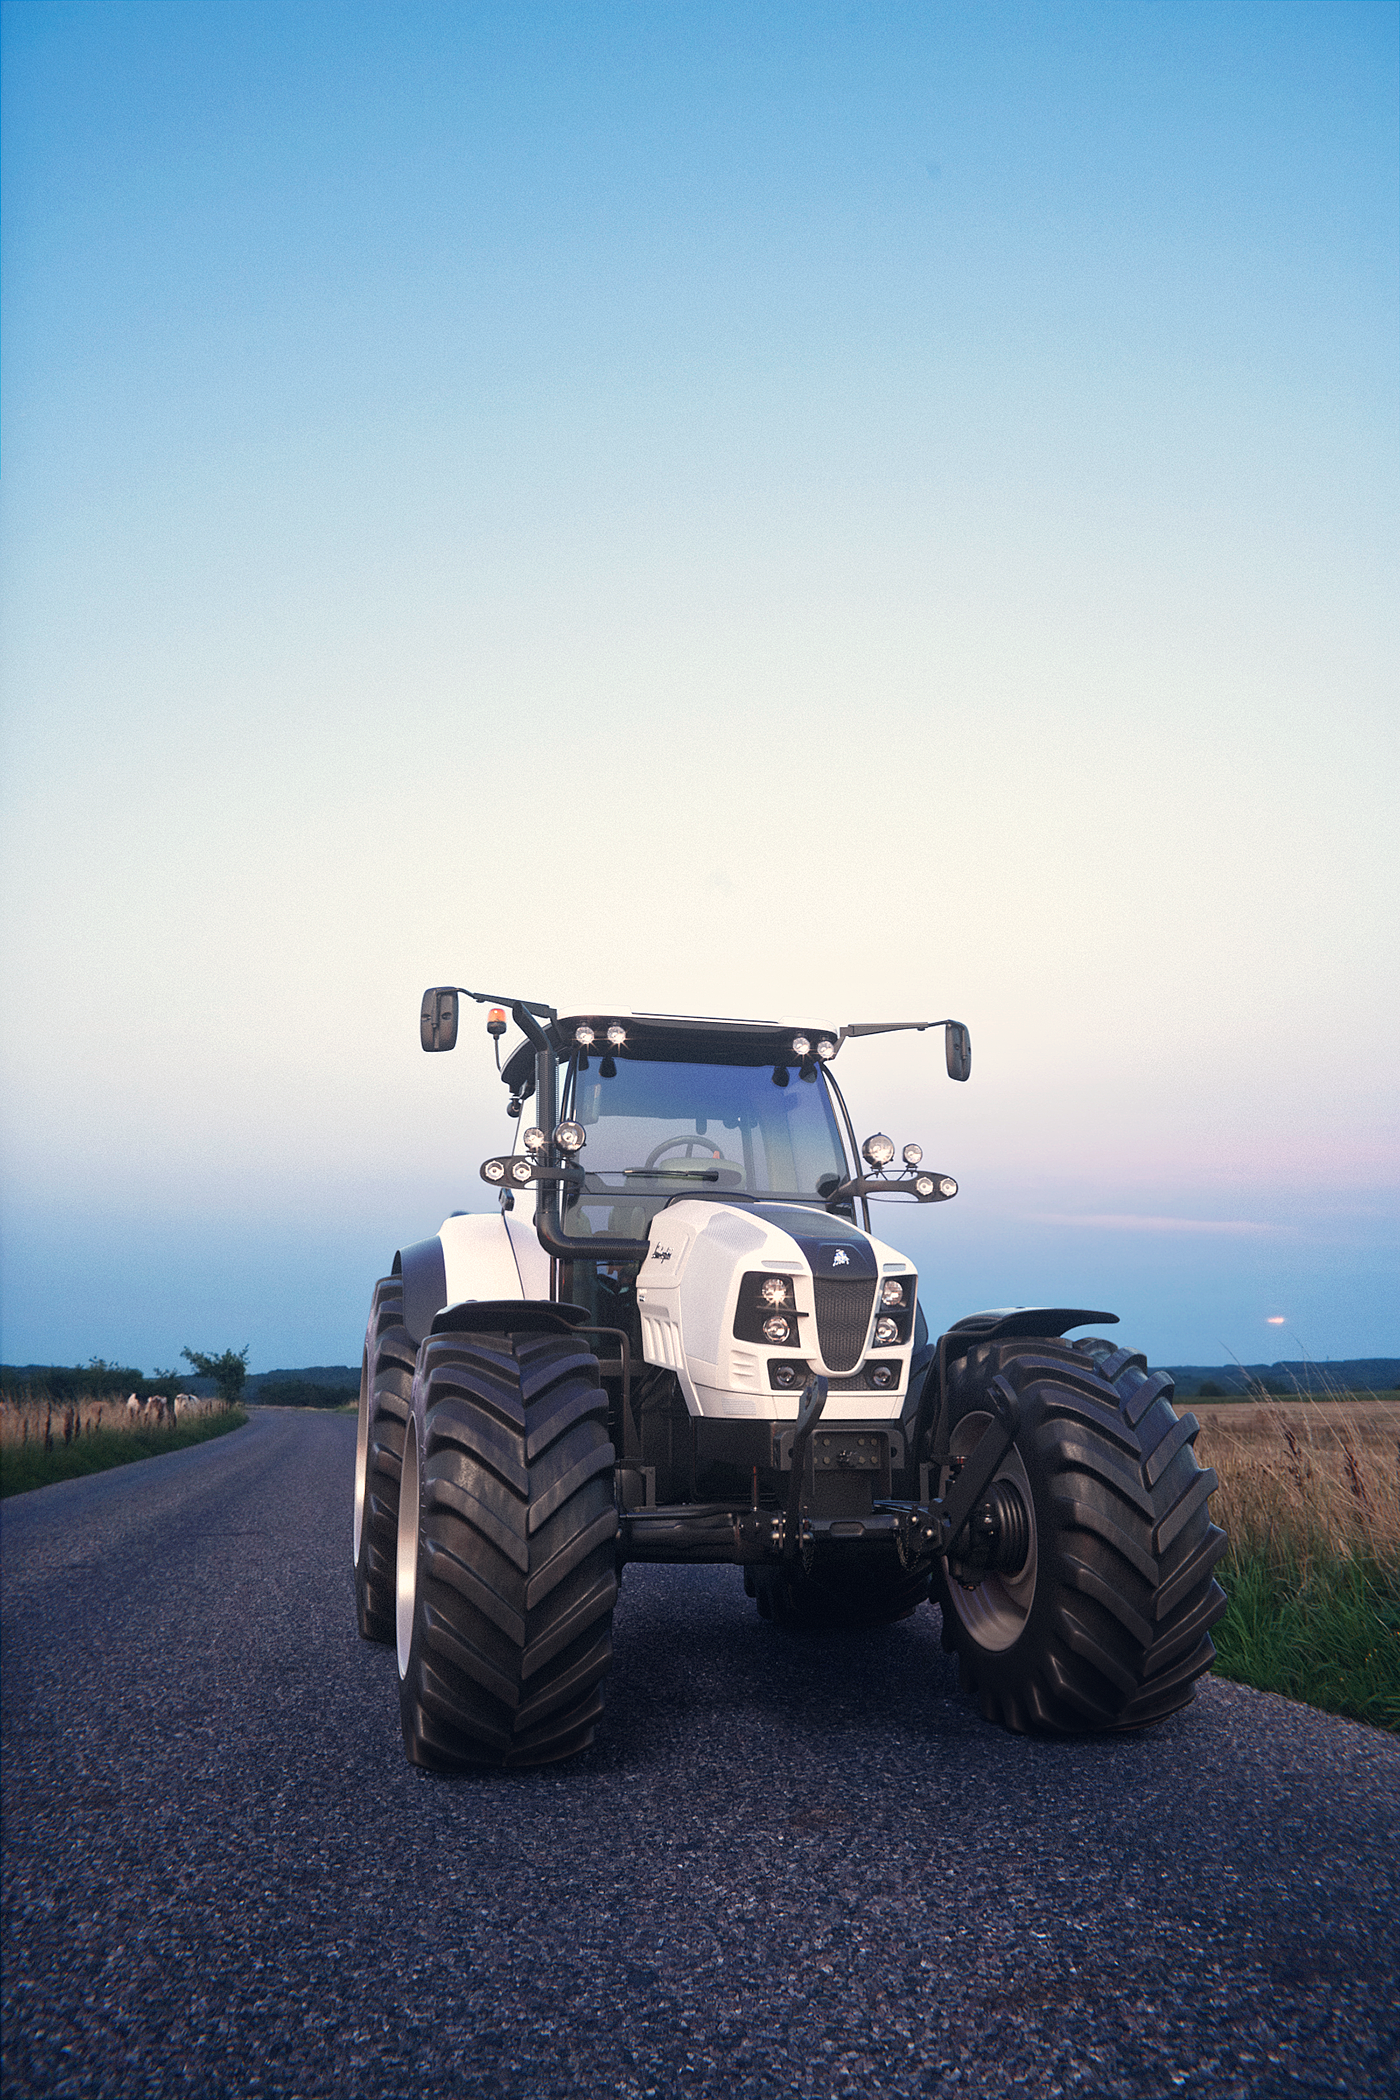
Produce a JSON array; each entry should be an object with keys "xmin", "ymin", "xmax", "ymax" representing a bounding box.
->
[{"xmin": 1, "ymin": 0, "xmax": 1396, "ymax": 1373}]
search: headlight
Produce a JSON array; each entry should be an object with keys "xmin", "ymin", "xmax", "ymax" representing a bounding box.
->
[
  {"xmin": 522, "ymin": 1126, "xmax": 547, "ymax": 1153},
  {"xmin": 874, "ymin": 1316, "xmax": 900, "ymax": 1345},
  {"xmin": 862, "ymin": 1132, "xmax": 895, "ymax": 1168},
  {"xmin": 763, "ymin": 1315, "xmax": 792, "ymax": 1344},
  {"xmin": 761, "ymin": 1277, "xmax": 791, "ymax": 1307},
  {"xmin": 554, "ymin": 1120, "xmax": 586, "ymax": 1153},
  {"xmin": 880, "ymin": 1280, "xmax": 905, "ymax": 1307},
  {"xmin": 902, "ymin": 1143, "xmax": 922, "ymax": 1166},
  {"xmin": 869, "ymin": 1364, "xmax": 895, "ymax": 1390}
]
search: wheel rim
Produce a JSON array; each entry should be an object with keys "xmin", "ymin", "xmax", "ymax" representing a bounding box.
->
[
  {"xmin": 941, "ymin": 1410, "xmax": 1037, "ymax": 1653},
  {"xmin": 395, "ymin": 1414, "xmax": 420, "ymax": 1678},
  {"xmin": 353, "ymin": 1343, "xmax": 370, "ymax": 1566}
]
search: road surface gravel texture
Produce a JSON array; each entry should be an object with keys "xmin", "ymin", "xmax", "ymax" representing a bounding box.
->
[{"xmin": 3, "ymin": 1411, "xmax": 1397, "ymax": 2100}]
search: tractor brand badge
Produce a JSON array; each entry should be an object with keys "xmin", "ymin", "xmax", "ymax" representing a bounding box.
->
[
  {"xmin": 652, "ymin": 1245, "xmax": 673, "ymax": 1264},
  {"xmin": 830, "ymin": 1249, "xmax": 850, "ymax": 1267}
]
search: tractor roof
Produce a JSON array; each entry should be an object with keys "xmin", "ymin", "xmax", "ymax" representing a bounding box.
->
[{"xmin": 501, "ymin": 1012, "xmax": 841, "ymax": 1092}]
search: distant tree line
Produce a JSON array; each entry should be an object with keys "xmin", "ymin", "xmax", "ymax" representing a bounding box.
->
[
  {"xmin": 2, "ymin": 1361, "xmax": 175, "ymax": 1402},
  {"xmin": 255, "ymin": 1379, "xmax": 353, "ymax": 1410},
  {"xmin": 3, "ymin": 1346, "xmax": 251, "ymax": 1406}
]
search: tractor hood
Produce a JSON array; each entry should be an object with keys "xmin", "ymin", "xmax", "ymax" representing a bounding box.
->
[{"xmin": 636, "ymin": 1199, "xmax": 917, "ymax": 1424}]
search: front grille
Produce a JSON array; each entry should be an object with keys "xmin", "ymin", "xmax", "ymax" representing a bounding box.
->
[{"xmin": 813, "ymin": 1277, "xmax": 877, "ymax": 1374}]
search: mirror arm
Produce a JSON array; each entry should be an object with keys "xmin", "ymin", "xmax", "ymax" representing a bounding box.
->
[{"xmin": 453, "ymin": 987, "xmax": 558, "ymax": 1026}]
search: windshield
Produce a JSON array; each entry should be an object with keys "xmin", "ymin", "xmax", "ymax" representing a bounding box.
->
[{"xmin": 557, "ymin": 1055, "xmax": 850, "ymax": 1241}]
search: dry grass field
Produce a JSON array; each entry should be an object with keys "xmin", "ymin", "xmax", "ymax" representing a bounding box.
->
[
  {"xmin": 1196, "ymin": 1397, "xmax": 1400, "ymax": 1574},
  {"xmin": 0, "ymin": 1389, "xmax": 227, "ymax": 1450},
  {"xmin": 0, "ymin": 1389, "xmax": 244, "ymax": 1497},
  {"xmin": 1193, "ymin": 1392, "xmax": 1400, "ymax": 1729}
]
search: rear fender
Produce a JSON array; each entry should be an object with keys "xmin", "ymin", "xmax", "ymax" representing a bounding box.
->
[{"xmin": 395, "ymin": 1212, "xmax": 548, "ymax": 1347}]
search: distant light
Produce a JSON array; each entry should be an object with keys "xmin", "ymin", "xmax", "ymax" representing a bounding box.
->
[{"xmin": 1267, "ymin": 1316, "xmax": 1286, "ymax": 1326}]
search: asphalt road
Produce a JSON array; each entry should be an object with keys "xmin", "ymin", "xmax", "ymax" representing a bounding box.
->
[{"xmin": 3, "ymin": 1409, "xmax": 1397, "ymax": 2100}]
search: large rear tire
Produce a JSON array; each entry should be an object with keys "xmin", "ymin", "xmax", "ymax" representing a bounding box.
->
[
  {"xmin": 930, "ymin": 1336, "xmax": 1227, "ymax": 1733},
  {"xmin": 397, "ymin": 1328, "xmax": 618, "ymax": 1770},
  {"xmin": 353, "ymin": 1275, "xmax": 416, "ymax": 1643}
]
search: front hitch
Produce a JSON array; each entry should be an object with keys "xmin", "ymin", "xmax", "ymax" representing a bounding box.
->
[{"xmin": 782, "ymin": 1371, "xmax": 829, "ymax": 1562}]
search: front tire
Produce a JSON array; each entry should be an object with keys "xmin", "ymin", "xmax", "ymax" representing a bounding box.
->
[
  {"xmin": 397, "ymin": 1328, "xmax": 618, "ymax": 1769},
  {"xmin": 931, "ymin": 1336, "xmax": 1227, "ymax": 1733},
  {"xmin": 353, "ymin": 1275, "xmax": 415, "ymax": 1642}
]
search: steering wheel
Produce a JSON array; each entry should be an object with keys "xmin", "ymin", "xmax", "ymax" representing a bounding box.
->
[{"xmin": 643, "ymin": 1135, "xmax": 730, "ymax": 1169}]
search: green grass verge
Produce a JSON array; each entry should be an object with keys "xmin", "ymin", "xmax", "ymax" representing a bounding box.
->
[
  {"xmin": 0, "ymin": 1408, "xmax": 249, "ymax": 1499},
  {"xmin": 1213, "ymin": 1551, "xmax": 1400, "ymax": 1731}
]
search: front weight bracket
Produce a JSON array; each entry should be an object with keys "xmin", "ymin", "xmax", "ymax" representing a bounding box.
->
[{"xmin": 926, "ymin": 1374, "xmax": 1021, "ymax": 1551}]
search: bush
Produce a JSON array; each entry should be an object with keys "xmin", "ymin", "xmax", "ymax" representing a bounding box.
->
[{"xmin": 182, "ymin": 1346, "xmax": 249, "ymax": 1405}]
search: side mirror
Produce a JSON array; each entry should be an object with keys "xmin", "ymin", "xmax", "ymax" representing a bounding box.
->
[
  {"xmin": 421, "ymin": 987, "xmax": 459, "ymax": 1052},
  {"xmin": 945, "ymin": 1021, "xmax": 971, "ymax": 1082}
]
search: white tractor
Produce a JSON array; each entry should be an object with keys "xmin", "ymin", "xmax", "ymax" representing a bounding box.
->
[{"xmin": 354, "ymin": 990, "xmax": 1227, "ymax": 1769}]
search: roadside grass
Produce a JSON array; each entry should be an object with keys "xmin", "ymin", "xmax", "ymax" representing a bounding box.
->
[
  {"xmin": 0, "ymin": 1404, "xmax": 248, "ymax": 1498},
  {"xmin": 1197, "ymin": 1383, "xmax": 1400, "ymax": 1731}
]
